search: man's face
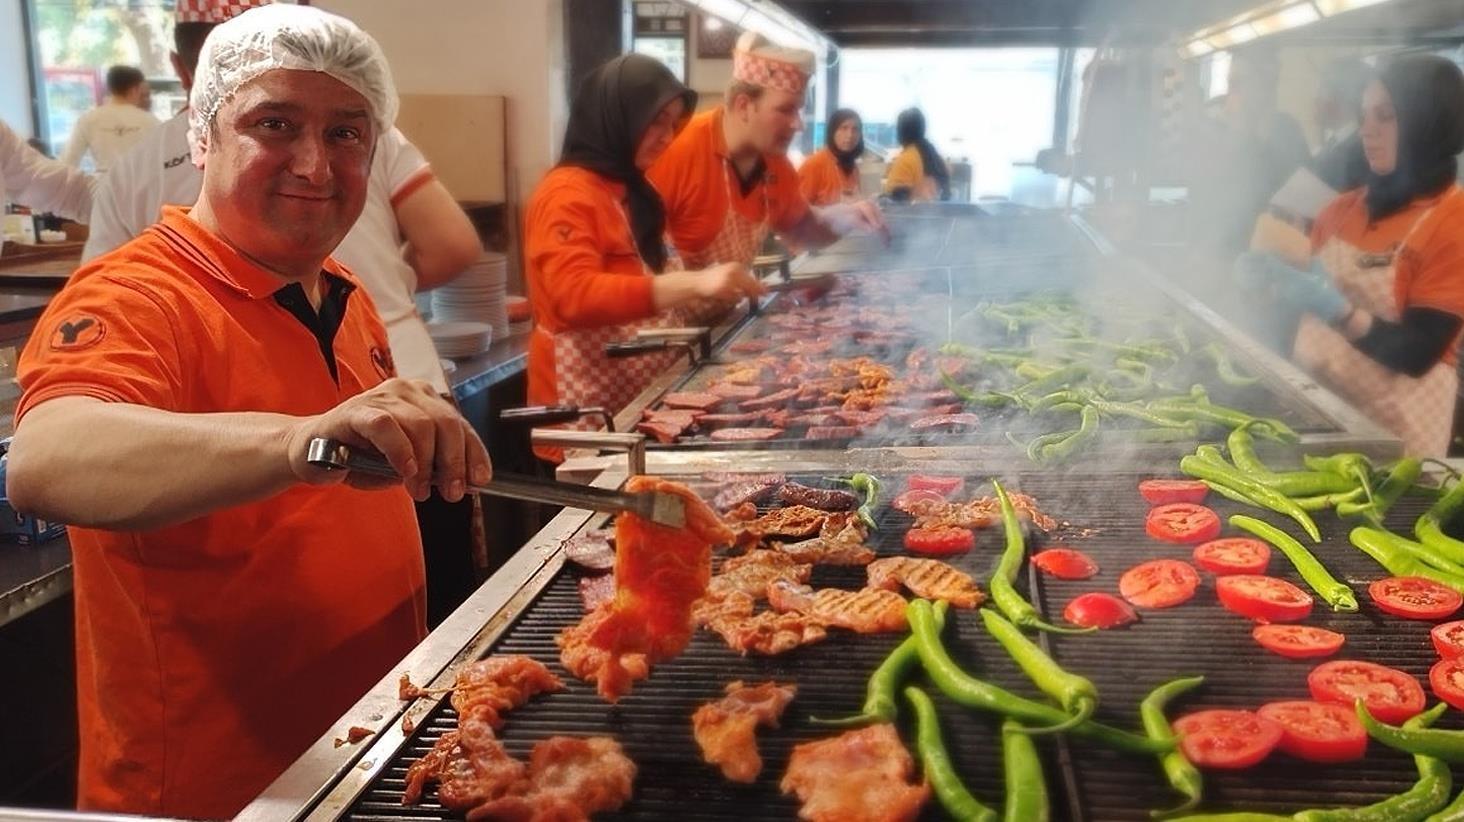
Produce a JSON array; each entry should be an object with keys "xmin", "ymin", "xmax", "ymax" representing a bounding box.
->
[
  {"xmin": 198, "ymin": 69, "xmax": 373, "ymax": 277},
  {"xmin": 738, "ymin": 87, "xmax": 804, "ymax": 154}
]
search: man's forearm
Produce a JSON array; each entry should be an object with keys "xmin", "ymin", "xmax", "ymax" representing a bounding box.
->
[
  {"xmin": 6, "ymin": 398, "xmax": 302, "ymax": 531},
  {"xmin": 783, "ymin": 208, "xmax": 840, "ymax": 250}
]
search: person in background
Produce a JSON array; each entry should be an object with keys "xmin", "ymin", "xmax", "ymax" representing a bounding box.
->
[
  {"xmin": 649, "ymin": 31, "xmax": 886, "ymax": 272},
  {"xmin": 885, "ymin": 107, "xmax": 950, "ymax": 203},
  {"xmin": 6, "ymin": 6, "xmax": 490, "ymax": 815},
  {"xmin": 1, "ymin": 118, "xmax": 94, "ymax": 224},
  {"xmin": 798, "ymin": 107, "xmax": 864, "ymax": 205},
  {"xmin": 1239, "ymin": 55, "xmax": 1464, "ymax": 457},
  {"xmin": 85, "ymin": 0, "xmax": 481, "ymax": 395},
  {"xmin": 525, "ymin": 55, "xmax": 764, "ymax": 462},
  {"xmin": 60, "ymin": 65, "xmax": 159, "ymax": 173}
]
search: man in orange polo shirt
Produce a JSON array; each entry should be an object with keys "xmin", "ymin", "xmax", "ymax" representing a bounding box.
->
[
  {"xmin": 649, "ymin": 31, "xmax": 887, "ymax": 270},
  {"xmin": 5, "ymin": 6, "xmax": 489, "ymax": 817}
]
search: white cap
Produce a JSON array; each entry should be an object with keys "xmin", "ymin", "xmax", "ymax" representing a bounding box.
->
[
  {"xmin": 732, "ymin": 31, "xmax": 815, "ymax": 94},
  {"xmin": 187, "ymin": 3, "xmax": 397, "ymax": 164}
]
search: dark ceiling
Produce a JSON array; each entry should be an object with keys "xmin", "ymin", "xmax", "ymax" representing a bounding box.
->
[{"xmin": 779, "ymin": 0, "xmax": 1464, "ymax": 48}]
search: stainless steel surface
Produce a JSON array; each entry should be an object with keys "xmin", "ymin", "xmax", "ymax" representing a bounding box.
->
[
  {"xmin": 531, "ymin": 429, "xmax": 649, "ymax": 476},
  {"xmin": 0, "ymin": 535, "xmax": 71, "ymax": 627},
  {"xmin": 0, "ymin": 810, "xmax": 185, "ymax": 822},
  {"xmin": 305, "ymin": 437, "xmax": 681, "ymax": 527},
  {"xmin": 238, "ymin": 469, "xmax": 623, "ymax": 822}
]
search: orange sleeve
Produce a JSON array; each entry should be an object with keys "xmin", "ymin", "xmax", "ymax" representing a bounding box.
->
[
  {"xmin": 799, "ymin": 152, "xmax": 835, "ymax": 206},
  {"xmin": 16, "ymin": 271, "xmax": 185, "ymax": 424},
  {"xmin": 1310, "ymin": 191, "xmax": 1358, "ymax": 252},
  {"xmin": 1398, "ymin": 204, "xmax": 1464, "ymax": 319},
  {"xmin": 767, "ymin": 153, "xmax": 811, "ymax": 232},
  {"xmin": 524, "ymin": 180, "xmax": 655, "ymax": 331}
]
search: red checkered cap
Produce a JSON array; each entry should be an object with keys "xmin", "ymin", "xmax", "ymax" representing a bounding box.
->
[
  {"xmin": 175, "ymin": 0, "xmax": 273, "ymax": 25},
  {"xmin": 731, "ymin": 31, "xmax": 814, "ymax": 95}
]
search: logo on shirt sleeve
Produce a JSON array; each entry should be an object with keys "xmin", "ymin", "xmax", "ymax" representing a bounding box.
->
[
  {"xmin": 50, "ymin": 315, "xmax": 105, "ymax": 351},
  {"xmin": 370, "ymin": 345, "xmax": 395, "ymax": 380}
]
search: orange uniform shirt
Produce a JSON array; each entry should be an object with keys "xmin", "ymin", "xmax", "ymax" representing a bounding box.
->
[
  {"xmin": 1311, "ymin": 186, "xmax": 1464, "ymax": 364},
  {"xmin": 798, "ymin": 147, "xmax": 860, "ymax": 206},
  {"xmin": 15, "ymin": 207, "xmax": 427, "ymax": 819},
  {"xmin": 523, "ymin": 166, "xmax": 658, "ymax": 408},
  {"xmin": 648, "ymin": 106, "xmax": 811, "ymax": 259}
]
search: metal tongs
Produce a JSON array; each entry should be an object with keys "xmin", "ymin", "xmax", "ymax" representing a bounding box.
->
[{"xmin": 305, "ymin": 437, "xmax": 686, "ymax": 527}]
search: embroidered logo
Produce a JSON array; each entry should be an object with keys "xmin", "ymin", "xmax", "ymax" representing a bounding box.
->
[
  {"xmin": 50, "ymin": 315, "xmax": 104, "ymax": 351},
  {"xmin": 369, "ymin": 345, "xmax": 395, "ymax": 380}
]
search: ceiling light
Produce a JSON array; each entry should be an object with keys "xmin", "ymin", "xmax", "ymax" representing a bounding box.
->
[
  {"xmin": 1209, "ymin": 22, "xmax": 1260, "ymax": 48},
  {"xmin": 1251, "ymin": 1, "xmax": 1321, "ymax": 35},
  {"xmin": 704, "ymin": 16, "xmax": 724, "ymax": 31},
  {"xmin": 1315, "ymin": 0, "xmax": 1391, "ymax": 15},
  {"xmin": 1182, "ymin": 39, "xmax": 1215, "ymax": 57}
]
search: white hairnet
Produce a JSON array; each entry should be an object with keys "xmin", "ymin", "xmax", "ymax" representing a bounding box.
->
[{"xmin": 187, "ymin": 3, "xmax": 398, "ymax": 163}]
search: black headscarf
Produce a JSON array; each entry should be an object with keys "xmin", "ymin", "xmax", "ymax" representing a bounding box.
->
[
  {"xmin": 1365, "ymin": 55, "xmax": 1464, "ymax": 222},
  {"xmin": 558, "ymin": 54, "xmax": 697, "ymax": 272},
  {"xmin": 896, "ymin": 107, "xmax": 950, "ymax": 200},
  {"xmin": 826, "ymin": 108, "xmax": 864, "ymax": 174}
]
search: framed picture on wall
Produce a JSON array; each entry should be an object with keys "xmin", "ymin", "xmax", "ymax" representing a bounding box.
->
[{"xmin": 697, "ymin": 15, "xmax": 738, "ymax": 59}]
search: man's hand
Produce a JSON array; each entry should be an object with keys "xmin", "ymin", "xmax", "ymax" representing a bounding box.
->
[
  {"xmin": 818, "ymin": 200, "xmax": 890, "ymax": 244},
  {"xmin": 693, "ymin": 262, "xmax": 767, "ymax": 303},
  {"xmin": 284, "ymin": 378, "xmax": 491, "ymax": 502}
]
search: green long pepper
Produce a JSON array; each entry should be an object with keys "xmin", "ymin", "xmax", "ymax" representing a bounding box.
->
[
  {"xmin": 906, "ymin": 686, "xmax": 999, "ymax": 822},
  {"xmin": 1358, "ymin": 701, "xmax": 1464, "ymax": 762},
  {"xmin": 990, "ymin": 480, "xmax": 1095, "ymax": 634},
  {"xmin": 1180, "ymin": 454, "xmax": 1321, "ymax": 543},
  {"xmin": 1002, "ymin": 719, "xmax": 1050, "ymax": 822},
  {"xmin": 1140, "ymin": 676, "xmax": 1206, "ymax": 818},
  {"xmin": 1416, "ymin": 479, "xmax": 1464, "ymax": 567},
  {"xmin": 1230, "ymin": 515, "xmax": 1357, "ymax": 612},
  {"xmin": 1295, "ymin": 703, "xmax": 1450, "ymax": 822},
  {"xmin": 981, "ymin": 608, "xmax": 1098, "ymax": 734},
  {"xmin": 812, "ymin": 601, "xmax": 949, "ymax": 728},
  {"xmin": 1349, "ymin": 528, "xmax": 1464, "ymax": 595}
]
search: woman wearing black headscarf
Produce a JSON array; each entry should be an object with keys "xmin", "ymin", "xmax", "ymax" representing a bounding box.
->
[
  {"xmin": 885, "ymin": 107, "xmax": 950, "ymax": 202},
  {"xmin": 798, "ymin": 108, "xmax": 865, "ymax": 205},
  {"xmin": 1243, "ymin": 54, "xmax": 1464, "ymax": 456},
  {"xmin": 524, "ymin": 54, "xmax": 764, "ymax": 460}
]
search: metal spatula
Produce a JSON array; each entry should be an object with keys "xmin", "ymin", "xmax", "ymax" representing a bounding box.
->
[{"xmin": 305, "ymin": 437, "xmax": 686, "ymax": 528}]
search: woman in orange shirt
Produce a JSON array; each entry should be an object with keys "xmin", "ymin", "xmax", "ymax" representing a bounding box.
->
[
  {"xmin": 799, "ymin": 108, "xmax": 864, "ymax": 206},
  {"xmin": 1239, "ymin": 55, "xmax": 1464, "ymax": 456},
  {"xmin": 524, "ymin": 54, "xmax": 764, "ymax": 458}
]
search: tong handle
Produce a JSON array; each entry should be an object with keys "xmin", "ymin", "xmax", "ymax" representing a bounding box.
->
[
  {"xmin": 604, "ymin": 339, "xmax": 673, "ymax": 358},
  {"xmin": 499, "ymin": 404, "xmax": 614, "ymax": 431}
]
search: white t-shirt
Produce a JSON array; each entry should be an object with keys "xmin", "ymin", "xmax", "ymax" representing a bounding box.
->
[
  {"xmin": 60, "ymin": 101, "xmax": 160, "ymax": 173},
  {"xmin": 0, "ymin": 118, "xmax": 94, "ymax": 224},
  {"xmin": 84, "ymin": 114, "xmax": 448, "ymax": 391}
]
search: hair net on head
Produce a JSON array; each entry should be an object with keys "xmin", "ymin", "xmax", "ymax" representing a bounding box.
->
[{"xmin": 187, "ymin": 3, "xmax": 397, "ymax": 164}]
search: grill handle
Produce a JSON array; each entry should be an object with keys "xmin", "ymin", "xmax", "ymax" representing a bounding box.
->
[
  {"xmin": 604, "ymin": 338, "xmax": 702, "ymax": 364},
  {"xmin": 530, "ymin": 429, "xmax": 648, "ymax": 475},
  {"xmin": 499, "ymin": 404, "xmax": 614, "ymax": 433},
  {"xmin": 634, "ymin": 326, "xmax": 712, "ymax": 360}
]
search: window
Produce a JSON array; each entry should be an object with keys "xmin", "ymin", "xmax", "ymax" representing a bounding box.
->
[
  {"xmin": 839, "ymin": 48, "xmax": 1061, "ymax": 200},
  {"xmin": 630, "ymin": 1, "xmax": 687, "ymax": 82},
  {"xmin": 25, "ymin": 0, "xmax": 179, "ymax": 160}
]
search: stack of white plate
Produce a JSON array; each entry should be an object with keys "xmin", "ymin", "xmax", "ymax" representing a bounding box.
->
[
  {"xmin": 432, "ymin": 252, "xmax": 509, "ymax": 339},
  {"xmin": 428, "ymin": 321, "xmax": 493, "ymax": 360}
]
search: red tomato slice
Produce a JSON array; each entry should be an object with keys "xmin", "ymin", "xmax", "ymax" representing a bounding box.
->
[
  {"xmin": 907, "ymin": 475, "xmax": 964, "ymax": 496},
  {"xmin": 1062, "ymin": 593, "xmax": 1139, "ymax": 629},
  {"xmin": 1431, "ymin": 657, "xmax": 1464, "ymax": 711},
  {"xmin": 1172, "ymin": 709, "xmax": 1282, "ymax": 770},
  {"xmin": 1193, "ymin": 538, "xmax": 1272, "ymax": 576},
  {"xmin": 892, "ymin": 489, "xmax": 948, "ymax": 513},
  {"xmin": 1252, "ymin": 625, "xmax": 1346, "ymax": 660},
  {"xmin": 1216, "ymin": 575, "xmax": 1314, "ymax": 623},
  {"xmin": 1369, "ymin": 576, "xmax": 1463, "ymax": 621},
  {"xmin": 1119, "ymin": 559, "xmax": 1201, "ymax": 609},
  {"xmin": 1256, "ymin": 700, "xmax": 1368, "ymax": 763},
  {"xmin": 1146, "ymin": 503, "xmax": 1222, "ymax": 544},
  {"xmin": 1032, "ymin": 548, "xmax": 1099, "ymax": 580},
  {"xmin": 1139, "ymin": 479, "xmax": 1211, "ymax": 506},
  {"xmin": 903, "ymin": 527, "xmax": 975, "ymax": 556},
  {"xmin": 1308, "ymin": 660, "xmax": 1426, "ymax": 724},
  {"xmin": 1432, "ymin": 620, "xmax": 1464, "ymax": 659}
]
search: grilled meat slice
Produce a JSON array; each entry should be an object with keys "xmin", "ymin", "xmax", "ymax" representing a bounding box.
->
[
  {"xmin": 739, "ymin": 388, "xmax": 800, "ymax": 410},
  {"xmin": 804, "ymin": 426, "xmax": 861, "ymax": 440},
  {"xmin": 693, "ymin": 681, "xmax": 798, "ymax": 783},
  {"xmin": 635, "ymin": 419, "xmax": 686, "ymax": 444},
  {"xmin": 909, "ymin": 412, "xmax": 980, "ymax": 430},
  {"xmin": 865, "ymin": 557, "xmax": 985, "ymax": 609},
  {"xmin": 464, "ymin": 736, "xmax": 636, "ymax": 822},
  {"xmin": 577, "ymin": 573, "xmax": 615, "ymax": 613},
  {"xmin": 735, "ymin": 505, "xmax": 829, "ymax": 541},
  {"xmin": 695, "ymin": 411, "xmax": 767, "ymax": 429},
  {"xmin": 557, "ymin": 604, "xmax": 650, "ymax": 699},
  {"xmin": 709, "ymin": 427, "xmax": 785, "ymax": 442},
  {"xmin": 773, "ymin": 512, "xmax": 875, "ymax": 566},
  {"xmin": 780, "ymin": 724, "xmax": 930, "ymax": 822},
  {"xmin": 711, "ymin": 477, "xmax": 785, "ymax": 512},
  {"xmin": 767, "ymin": 581, "xmax": 908, "ymax": 633},
  {"xmin": 661, "ymin": 391, "xmax": 726, "ymax": 411},
  {"xmin": 693, "ymin": 590, "xmax": 756, "ymax": 626},
  {"xmin": 776, "ymin": 483, "xmax": 858, "ymax": 511},
  {"xmin": 708, "ymin": 383, "xmax": 766, "ymax": 400},
  {"xmin": 448, "ymin": 656, "xmax": 565, "ymax": 731},
  {"xmin": 909, "ymin": 492, "xmax": 1056, "ymax": 532},
  {"xmin": 404, "ymin": 724, "xmax": 527, "ymax": 811},
  {"xmin": 562, "ymin": 528, "xmax": 614, "ymax": 571},
  {"xmin": 706, "ymin": 550, "xmax": 812, "ymax": 600},
  {"xmin": 706, "ymin": 609, "xmax": 829, "ymax": 655}
]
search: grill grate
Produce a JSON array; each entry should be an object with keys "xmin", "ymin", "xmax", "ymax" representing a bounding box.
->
[{"xmin": 346, "ymin": 472, "xmax": 1456, "ymax": 820}]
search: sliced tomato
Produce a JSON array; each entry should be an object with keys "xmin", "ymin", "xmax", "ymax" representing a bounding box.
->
[
  {"xmin": 903, "ymin": 527, "xmax": 975, "ymax": 556},
  {"xmin": 892, "ymin": 488, "xmax": 948, "ymax": 513},
  {"xmin": 1432, "ymin": 620, "xmax": 1464, "ymax": 658},
  {"xmin": 1216, "ymin": 575, "xmax": 1314, "ymax": 623},
  {"xmin": 1139, "ymin": 479, "xmax": 1211, "ymax": 506},
  {"xmin": 1253, "ymin": 625, "xmax": 1346, "ymax": 660},
  {"xmin": 1308, "ymin": 660, "xmax": 1426, "ymax": 724},
  {"xmin": 1431, "ymin": 657, "xmax": 1464, "ymax": 711},
  {"xmin": 1171, "ymin": 709, "xmax": 1281, "ymax": 770},
  {"xmin": 1193, "ymin": 538, "xmax": 1272, "ymax": 576},
  {"xmin": 907, "ymin": 475, "xmax": 965, "ymax": 497},
  {"xmin": 1063, "ymin": 593, "xmax": 1139, "ymax": 629},
  {"xmin": 1369, "ymin": 576, "xmax": 1463, "ymax": 621},
  {"xmin": 1119, "ymin": 559, "xmax": 1201, "ymax": 609},
  {"xmin": 1032, "ymin": 547, "xmax": 1099, "ymax": 580},
  {"xmin": 1256, "ymin": 700, "xmax": 1368, "ymax": 763},
  {"xmin": 1146, "ymin": 503, "xmax": 1222, "ymax": 544}
]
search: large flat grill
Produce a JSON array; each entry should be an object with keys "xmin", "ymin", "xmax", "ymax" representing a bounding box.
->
[{"xmin": 344, "ymin": 472, "xmax": 1456, "ymax": 820}]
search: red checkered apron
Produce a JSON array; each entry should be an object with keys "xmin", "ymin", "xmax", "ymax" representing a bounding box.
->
[
  {"xmin": 676, "ymin": 158, "xmax": 772, "ymax": 324},
  {"xmin": 539, "ymin": 205, "xmax": 687, "ymax": 431},
  {"xmin": 1292, "ymin": 188, "xmax": 1461, "ymax": 457}
]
